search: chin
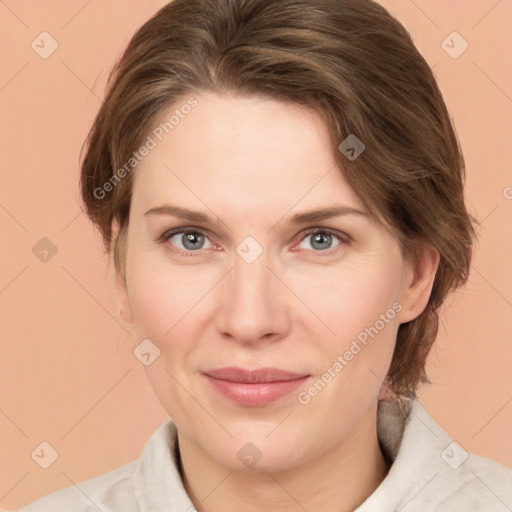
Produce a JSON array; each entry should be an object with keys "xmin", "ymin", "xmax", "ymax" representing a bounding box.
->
[
  {"xmin": 206, "ymin": 428, "xmax": 306, "ymax": 474},
  {"xmin": 219, "ymin": 447, "xmax": 300, "ymax": 474}
]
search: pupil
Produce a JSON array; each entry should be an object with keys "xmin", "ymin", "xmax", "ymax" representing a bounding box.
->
[
  {"xmin": 313, "ymin": 232, "xmax": 331, "ymax": 250},
  {"xmin": 184, "ymin": 232, "xmax": 203, "ymax": 250}
]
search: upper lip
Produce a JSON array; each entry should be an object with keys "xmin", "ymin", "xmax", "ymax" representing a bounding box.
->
[{"xmin": 203, "ymin": 367, "xmax": 309, "ymax": 383}]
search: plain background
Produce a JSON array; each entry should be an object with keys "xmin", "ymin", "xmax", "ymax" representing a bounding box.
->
[{"xmin": 1, "ymin": 0, "xmax": 511, "ymax": 509}]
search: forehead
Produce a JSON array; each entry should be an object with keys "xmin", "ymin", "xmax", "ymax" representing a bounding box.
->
[{"xmin": 130, "ymin": 91, "xmax": 364, "ymax": 216}]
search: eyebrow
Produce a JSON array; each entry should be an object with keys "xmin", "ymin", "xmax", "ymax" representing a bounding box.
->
[{"xmin": 144, "ymin": 204, "xmax": 369, "ymax": 227}]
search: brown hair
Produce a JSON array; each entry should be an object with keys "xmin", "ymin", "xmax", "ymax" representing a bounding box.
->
[{"xmin": 80, "ymin": 0, "xmax": 477, "ymax": 399}]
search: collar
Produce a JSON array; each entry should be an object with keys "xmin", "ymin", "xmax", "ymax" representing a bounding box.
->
[{"xmin": 132, "ymin": 398, "xmax": 440, "ymax": 511}]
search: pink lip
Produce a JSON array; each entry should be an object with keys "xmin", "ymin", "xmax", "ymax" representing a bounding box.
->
[{"xmin": 202, "ymin": 367, "xmax": 310, "ymax": 406}]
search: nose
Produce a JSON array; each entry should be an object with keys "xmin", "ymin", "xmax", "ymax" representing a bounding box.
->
[{"xmin": 215, "ymin": 247, "xmax": 291, "ymax": 346}]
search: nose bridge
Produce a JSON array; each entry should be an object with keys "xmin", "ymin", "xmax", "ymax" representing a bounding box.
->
[
  {"xmin": 217, "ymin": 244, "xmax": 289, "ymax": 343},
  {"xmin": 233, "ymin": 246, "xmax": 270, "ymax": 301}
]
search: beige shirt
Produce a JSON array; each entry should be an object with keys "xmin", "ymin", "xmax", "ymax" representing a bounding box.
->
[{"xmin": 16, "ymin": 399, "xmax": 512, "ymax": 511}]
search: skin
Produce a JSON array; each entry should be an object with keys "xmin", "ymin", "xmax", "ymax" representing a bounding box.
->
[{"xmin": 115, "ymin": 91, "xmax": 439, "ymax": 512}]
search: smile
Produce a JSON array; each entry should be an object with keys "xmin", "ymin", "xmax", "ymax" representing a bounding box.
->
[{"xmin": 202, "ymin": 367, "xmax": 311, "ymax": 406}]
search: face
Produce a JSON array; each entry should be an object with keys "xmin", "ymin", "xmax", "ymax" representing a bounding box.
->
[{"xmin": 116, "ymin": 91, "xmax": 436, "ymax": 472}]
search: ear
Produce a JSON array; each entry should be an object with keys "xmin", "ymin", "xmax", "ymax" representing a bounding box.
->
[
  {"xmin": 116, "ymin": 271, "xmax": 134, "ymax": 324},
  {"xmin": 112, "ymin": 219, "xmax": 134, "ymax": 325},
  {"xmin": 397, "ymin": 244, "xmax": 440, "ymax": 324}
]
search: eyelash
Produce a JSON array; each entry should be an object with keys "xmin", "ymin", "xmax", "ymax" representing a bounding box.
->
[{"xmin": 158, "ymin": 226, "xmax": 351, "ymax": 257}]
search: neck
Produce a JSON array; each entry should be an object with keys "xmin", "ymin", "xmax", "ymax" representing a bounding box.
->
[{"xmin": 177, "ymin": 400, "xmax": 391, "ymax": 512}]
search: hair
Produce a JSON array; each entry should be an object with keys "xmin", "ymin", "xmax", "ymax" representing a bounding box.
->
[{"xmin": 79, "ymin": 0, "xmax": 478, "ymax": 400}]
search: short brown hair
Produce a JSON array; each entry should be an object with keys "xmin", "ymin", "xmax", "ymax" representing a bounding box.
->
[{"xmin": 80, "ymin": 0, "xmax": 477, "ymax": 399}]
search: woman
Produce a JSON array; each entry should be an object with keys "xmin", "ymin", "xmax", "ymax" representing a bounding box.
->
[{"xmin": 18, "ymin": 0, "xmax": 512, "ymax": 510}]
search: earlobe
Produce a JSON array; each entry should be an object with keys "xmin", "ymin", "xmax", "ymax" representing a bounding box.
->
[
  {"xmin": 397, "ymin": 245, "xmax": 440, "ymax": 324},
  {"xmin": 112, "ymin": 218, "xmax": 134, "ymax": 325},
  {"xmin": 116, "ymin": 271, "xmax": 134, "ymax": 324}
]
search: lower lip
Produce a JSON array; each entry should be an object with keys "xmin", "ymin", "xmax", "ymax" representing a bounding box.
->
[{"xmin": 204, "ymin": 375, "xmax": 309, "ymax": 406}]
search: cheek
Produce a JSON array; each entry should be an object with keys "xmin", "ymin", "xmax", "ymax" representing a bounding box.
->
[
  {"xmin": 126, "ymin": 261, "xmax": 206, "ymax": 414},
  {"xmin": 293, "ymin": 259, "xmax": 403, "ymax": 345},
  {"xmin": 292, "ymin": 262, "xmax": 403, "ymax": 406},
  {"xmin": 128, "ymin": 259, "xmax": 208, "ymax": 341},
  {"xmin": 294, "ymin": 268, "xmax": 401, "ymax": 413}
]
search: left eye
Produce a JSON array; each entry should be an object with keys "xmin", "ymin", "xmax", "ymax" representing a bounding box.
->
[{"xmin": 297, "ymin": 229, "xmax": 344, "ymax": 252}]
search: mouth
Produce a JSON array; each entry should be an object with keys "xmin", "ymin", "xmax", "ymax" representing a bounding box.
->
[{"xmin": 202, "ymin": 367, "xmax": 311, "ymax": 407}]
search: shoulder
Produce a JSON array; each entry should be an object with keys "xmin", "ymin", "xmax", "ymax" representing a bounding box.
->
[
  {"xmin": 360, "ymin": 399, "xmax": 512, "ymax": 511},
  {"xmin": 16, "ymin": 419, "xmax": 182, "ymax": 512},
  {"xmin": 409, "ymin": 401, "xmax": 512, "ymax": 508},
  {"xmin": 432, "ymin": 449, "xmax": 512, "ymax": 509},
  {"xmin": 16, "ymin": 459, "xmax": 139, "ymax": 512},
  {"xmin": 402, "ymin": 400, "xmax": 512, "ymax": 510}
]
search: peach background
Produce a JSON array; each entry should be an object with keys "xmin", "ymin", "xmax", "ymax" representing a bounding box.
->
[{"xmin": 1, "ymin": 0, "xmax": 511, "ymax": 509}]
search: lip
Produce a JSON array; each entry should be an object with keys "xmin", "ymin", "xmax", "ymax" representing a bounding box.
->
[{"xmin": 202, "ymin": 367, "xmax": 310, "ymax": 406}]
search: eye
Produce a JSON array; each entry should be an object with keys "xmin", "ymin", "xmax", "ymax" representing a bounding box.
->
[
  {"xmin": 159, "ymin": 226, "xmax": 350, "ymax": 256},
  {"xmin": 296, "ymin": 228, "xmax": 348, "ymax": 253},
  {"xmin": 162, "ymin": 228, "xmax": 215, "ymax": 254}
]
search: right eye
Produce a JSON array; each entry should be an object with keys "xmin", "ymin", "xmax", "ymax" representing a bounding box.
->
[{"xmin": 160, "ymin": 227, "xmax": 215, "ymax": 255}]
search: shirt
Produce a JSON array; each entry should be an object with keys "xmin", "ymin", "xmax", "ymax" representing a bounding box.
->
[{"xmin": 16, "ymin": 399, "xmax": 512, "ymax": 511}]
